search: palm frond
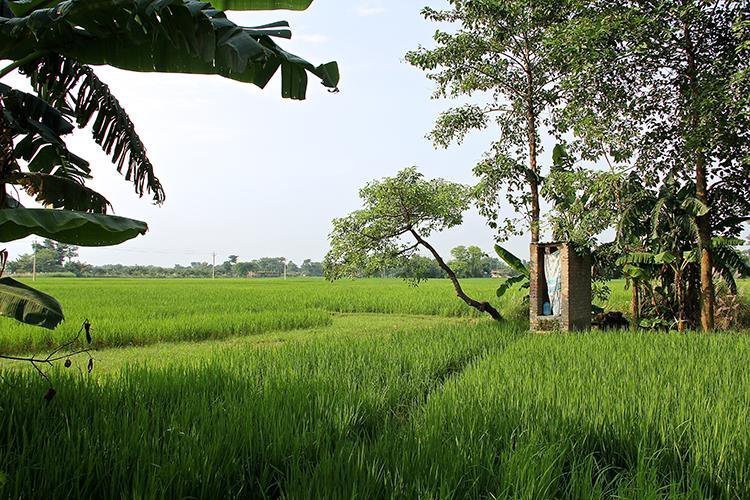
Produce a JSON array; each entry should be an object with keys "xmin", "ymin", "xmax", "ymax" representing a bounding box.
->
[
  {"xmin": 22, "ymin": 56, "xmax": 165, "ymax": 203},
  {"xmin": 0, "ymin": 0, "xmax": 339, "ymax": 98},
  {"xmin": 3, "ymin": 172, "xmax": 111, "ymax": 213}
]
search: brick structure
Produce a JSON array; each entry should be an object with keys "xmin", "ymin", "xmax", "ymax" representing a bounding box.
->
[{"xmin": 529, "ymin": 243, "xmax": 592, "ymax": 331}]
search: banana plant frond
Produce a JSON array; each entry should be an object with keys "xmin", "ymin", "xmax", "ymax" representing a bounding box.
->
[
  {"xmin": 208, "ymin": 0, "xmax": 314, "ymax": 10},
  {"xmin": 494, "ymin": 244, "xmax": 530, "ymax": 278},
  {"xmin": 0, "ymin": 0, "xmax": 340, "ymax": 99},
  {"xmin": 21, "ymin": 55, "xmax": 164, "ymax": 203},
  {"xmin": 4, "ymin": 0, "xmax": 316, "ymax": 16},
  {"xmin": 2, "ymin": 172, "xmax": 111, "ymax": 213},
  {"xmin": 0, "ymin": 276, "xmax": 64, "ymax": 330},
  {"xmin": 0, "ymin": 207, "xmax": 147, "ymax": 246}
]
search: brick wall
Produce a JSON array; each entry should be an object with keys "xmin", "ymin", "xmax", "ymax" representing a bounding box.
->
[{"xmin": 530, "ymin": 243, "xmax": 591, "ymax": 332}]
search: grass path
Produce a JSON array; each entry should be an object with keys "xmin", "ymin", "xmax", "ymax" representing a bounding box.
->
[{"xmin": 2, "ymin": 312, "xmax": 473, "ymax": 375}]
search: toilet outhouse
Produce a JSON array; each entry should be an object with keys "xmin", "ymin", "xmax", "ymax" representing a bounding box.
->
[{"xmin": 529, "ymin": 242, "xmax": 592, "ymax": 331}]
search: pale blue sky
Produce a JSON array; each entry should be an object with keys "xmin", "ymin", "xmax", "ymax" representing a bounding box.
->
[{"xmin": 4, "ymin": 1, "xmax": 558, "ymax": 266}]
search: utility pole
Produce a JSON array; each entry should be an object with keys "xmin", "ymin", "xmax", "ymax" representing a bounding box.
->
[
  {"xmin": 212, "ymin": 252, "xmax": 216, "ymax": 279},
  {"xmin": 32, "ymin": 250, "xmax": 36, "ymax": 281},
  {"xmin": 283, "ymin": 259, "xmax": 287, "ymax": 280}
]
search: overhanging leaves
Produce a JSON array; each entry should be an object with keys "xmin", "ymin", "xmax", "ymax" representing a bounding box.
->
[
  {"xmin": 0, "ymin": 0, "xmax": 340, "ymax": 100},
  {"xmin": 21, "ymin": 56, "xmax": 164, "ymax": 203},
  {"xmin": 0, "ymin": 277, "xmax": 64, "ymax": 329},
  {"xmin": 5, "ymin": 0, "xmax": 315, "ymax": 15},
  {"xmin": 3, "ymin": 172, "xmax": 111, "ymax": 213},
  {"xmin": 209, "ymin": 0, "xmax": 313, "ymax": 10},
  {"xmin": 0, "ymin": 208, "xmax": 147, "ymax": 246}
]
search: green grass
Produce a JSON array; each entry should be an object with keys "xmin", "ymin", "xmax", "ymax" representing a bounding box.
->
[
  {"xmin": 0, "ymin": 277, "xmax": 523, "ymax": 354},
  {"xmin": 0, "ymin": 278, "xmax": 749, "ymax": 498}
]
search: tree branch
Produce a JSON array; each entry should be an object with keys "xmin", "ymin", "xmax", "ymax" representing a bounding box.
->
[{"xmin": 409, "ymin": 228, "xmax": 503, "ymax": 321}]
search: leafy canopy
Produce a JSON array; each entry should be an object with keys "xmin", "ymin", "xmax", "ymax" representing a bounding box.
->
[
  {"xmin": 324, "ymin": 167, "xmax": 471, "ymax": 280},
  {"xmin": 407, "ymin": 0, "xmax": 572, "ymax": 241}
]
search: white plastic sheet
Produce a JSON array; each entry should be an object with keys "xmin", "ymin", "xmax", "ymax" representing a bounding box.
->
[{"xmin": 544, "ymin": 250, "xmax": 561, "ymax": 315}]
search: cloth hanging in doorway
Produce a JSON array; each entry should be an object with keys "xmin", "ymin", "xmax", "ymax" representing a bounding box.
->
[{"xmin": 544, "ymin": 250, "xmax": 561, "ymax": 315}]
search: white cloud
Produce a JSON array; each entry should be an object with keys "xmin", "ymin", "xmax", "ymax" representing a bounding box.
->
[
  {"xmin": 355, "ymin": 4, "xmax": 387, "ymax": 17},
  {"xmin": 295, "ymin": 33, "xmax": 329, "ymax": 44}
]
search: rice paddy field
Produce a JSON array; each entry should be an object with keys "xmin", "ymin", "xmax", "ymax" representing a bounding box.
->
[{"xmin": 1, "ymin": 278, "xmax": 749, "ymax": 498}]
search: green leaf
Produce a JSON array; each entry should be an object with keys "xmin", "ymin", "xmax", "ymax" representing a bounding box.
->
[
  {"xmin": 0, "ymin": 0, "xmax": 339, "ymax": 100},
  {"xmin": 0, "ymin": 277, "xmax": 64, "ymax": 330},
  {"xmin": 653, "ymin": 251, "xmax": 676, "ymax": 265},
  {"xmin": 680, "ymin": 196, "xmax": 710, "ymax": 217},
  {"xmin": 496, "ymin": 274, "xmax": 527, "ymax": 297},
  {"xmin": 551, "ymin": 143, "xmax": 570, "ymax": 170},
  {"xmin": 622, "ymin": 264, "xmax": 650, "ymax": 280},
  {"xmin": 0, "ymin": 208, "xmax": 147, "ymax": 246},
  {"xmin": 493, "ymin": 244, "xmax": 530, "ymax": 277},
  {"xmin": 209, "ymin": 0, "xmax": 314, "ymax": 10},
  {"xmin": 6, "ymin": 0, "xmax": 316, "ymax": 15},
  {"xmin": 616, "ymin": 252, "xmax": 655, "ymax": 266},
  {"xmin": 3, "ymin": 172, "xmax": 111, "ymax": 213}
]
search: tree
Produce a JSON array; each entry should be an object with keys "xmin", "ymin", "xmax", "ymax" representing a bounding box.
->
[
  {"xmin": 449, "ymin": 245, "xmax": 487, "ymax": 278},
  {"xmin": 300, "ymin": 259, "xmax": 324, "ymax": 277},
  {"xmin": 552, "ymin": 1, "xmax": 749, "ymax": 330},
  {"xmin": 406, "ymin": 0, "xmax": 572, "ymax": 244},
  {"xmin": 0, "ymin": 0, "xmax": 338, "ymax": 331},
  {"xmin": 325, "ymin": 167, "xmax": 502, "ymax": 320},
  {"xmin": 32, "ymin": 239, "xmax": 78, "ymax": 266}
]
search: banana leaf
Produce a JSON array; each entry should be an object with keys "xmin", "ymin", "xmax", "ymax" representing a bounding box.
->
[
  {"xmin": 494, "ymin": 244, "xmax": 530, "ymax": 277},
  {"xmin": 209, "ymin": 0, "xmax": 314, "ymax": 10},
  {"xmin": 4, "ymin": 0, "xmax": 315, "ymax": 16},
  {"xmin": 0, "ymin": 208, "xmax": 147, "ymax": 246},
  {"xmin": 0, "ymin": 0, "xmax": 339, "ymax": 100},
  {"xmin": 496, "ymin": 273, "xmax": 528, "ymax": 297},
  {"xmin": 0, "ymin": 277, "xmax": 64, "ymax": 329},
  {"xmin": 3, "ymin": 172, "xmax": 111, "ymax": 213}
]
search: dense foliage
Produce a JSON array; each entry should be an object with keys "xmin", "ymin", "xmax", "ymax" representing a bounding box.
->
[{"xmin": 407, "ymin": 0, "xmax": 573, "ymax": 243}]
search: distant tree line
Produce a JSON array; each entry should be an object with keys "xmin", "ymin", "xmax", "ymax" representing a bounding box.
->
[
  {"xmin": 7, "ymin": 240, "xmax": 516, "ymax": 279},
  {"xmin": 7, "ymin": 240, "xmax": 326, "ymax": 278}
]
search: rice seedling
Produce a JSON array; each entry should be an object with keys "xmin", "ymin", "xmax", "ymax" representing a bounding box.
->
[{"xmin": 0, "ymin": 278, "xmax": 748, "ymax": 498}]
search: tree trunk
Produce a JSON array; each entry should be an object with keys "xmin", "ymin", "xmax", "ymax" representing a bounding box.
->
[
  {"xmin": 696, "ymin": 163, "xmax": 714, "ymax": 331},
  {"xmin": 410, "ymin": 228, "xmax": 503, "ymax": 321},
  {"xmin": 683, "ymin": 16, "xmax": 714, "ymax": 331},
  {"xmin": 630, "ymin": 279, "xmax": 639, "ymax": 332},
  {"xmin": 674, "ymin": 264, "xmax": 687, "ymax": 332},
  {"xmin": 525, "ymin": 62, "xmax": 540, "ymax": 245},
  {"xmin": 528, "ymin": 139, "xmax": 540, "ymax": 245}
]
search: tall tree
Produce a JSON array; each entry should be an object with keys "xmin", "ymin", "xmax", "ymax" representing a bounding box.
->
[
  {"xmin": 449, "ymin": 245, "xmax": 487, "ymax": 278},
  {"xmin": 552, "ymin": 0, "xmax": 750, "ymax": 330},
  {"xmin": 406, "ymin": 0, "xmax": 572, "ymax": 243},
  {"xmin": 325, "ymin": 167, "xmax": 502, "ymax": 320}
]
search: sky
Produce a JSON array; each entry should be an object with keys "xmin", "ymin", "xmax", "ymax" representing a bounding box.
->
[{"xmin": 4, "ymin": 1, "xmax": 561, "ymax": 267}]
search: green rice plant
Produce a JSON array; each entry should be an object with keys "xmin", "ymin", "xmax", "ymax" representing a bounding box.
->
[
  {"xmin": 0, "ymin": 321, "xmax": 519, "ymax": 498},
  {"xmin": 0, "ymin": 278, "xmax": 512, "ymax": 354},
  {"xmin": 327, "ymin": 331, "xmax": 750, "ymax": 498}
]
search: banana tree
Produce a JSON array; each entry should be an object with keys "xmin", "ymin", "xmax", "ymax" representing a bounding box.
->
[
  {"xmin": 0, "ymin": 0, "xmax": 338, "ymax": 330},
  {"xmin": 493, "ymin": 244, "xmax": 530, "ymax": 300},
  {"xmin": 617, "ymin": 238, "xmax": 750, "ymax": 331}
]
